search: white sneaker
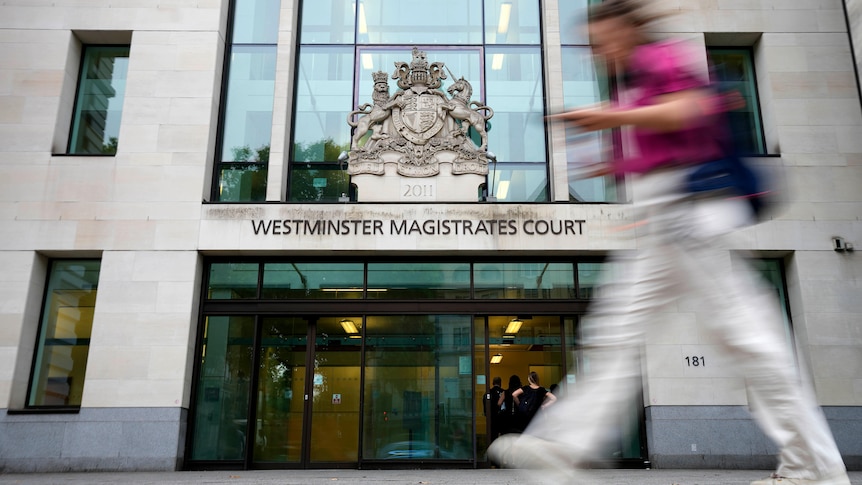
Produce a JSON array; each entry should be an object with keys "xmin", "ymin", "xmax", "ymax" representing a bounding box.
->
[
  {"xmin": 750, "ymin": 472, "xmax": 851, "ymax": 485},
  {"xmin": 487, "ymin": 434, "xmax": 581, "ymax": 483}
]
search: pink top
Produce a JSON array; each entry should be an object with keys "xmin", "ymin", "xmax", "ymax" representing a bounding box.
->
[{"xmin": 613, "ymin": 40, "xmax": 725, "ymax": 175}]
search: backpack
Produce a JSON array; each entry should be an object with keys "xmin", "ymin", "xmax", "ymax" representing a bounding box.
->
[
  {"xmin": 685, "ymin": 88, "xmax": 782, "ymax": 223},
  {"xmin": 516, "ymin": 386, "xmax": 546, "ymax": 419}
]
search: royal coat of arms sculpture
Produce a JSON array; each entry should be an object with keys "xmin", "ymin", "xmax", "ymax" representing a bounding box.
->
[{"xmin": 346, "ymin": 47, "xmax": 494, "ymax": 179}]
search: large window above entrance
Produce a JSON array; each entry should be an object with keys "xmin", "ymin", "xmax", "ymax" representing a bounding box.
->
[{"xmin": 291, "ymin": 0, "xmax": 548, "ymax": 202}]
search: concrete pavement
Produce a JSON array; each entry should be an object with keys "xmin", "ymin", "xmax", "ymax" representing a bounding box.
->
[{"xmin": 0, "ymin": 469, "xmax": 860, "ymax": 485}]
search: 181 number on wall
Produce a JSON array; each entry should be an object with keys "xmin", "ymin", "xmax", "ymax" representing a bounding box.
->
[{"xmin": 684, "ymin": 356, "xmax": 705, "ymax": 367}]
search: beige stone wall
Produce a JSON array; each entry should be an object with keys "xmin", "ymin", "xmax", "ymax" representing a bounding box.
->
[{"xmin": 0, "ymin": 0, "xmax": 228, "ymax": 409}]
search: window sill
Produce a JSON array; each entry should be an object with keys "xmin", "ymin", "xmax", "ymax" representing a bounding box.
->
[
  {"xmin": 51, "ymin": 153, "xmax": 116, "ymax": 157},
  {"xmin": 7, "ymin": 407, "xmax": 81, "ymax": 415}
]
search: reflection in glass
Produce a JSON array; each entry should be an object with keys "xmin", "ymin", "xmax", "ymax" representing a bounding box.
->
[
  {"xmin": 707, "ymin": 48, "xmax": 765, "ymax": 155},
  {"xmin": 484, "ymin": 47, "xmax": 547, "ymax": 166},
  {"xmin": 262, "ymin": 263, "xmax": 364, "ymax": 299},
  {"xmin": 293, "ymin": 46, "xmax": 355, "ymax": 162},
  {"xmin": 28, "ymin": 260, "xmax": 100, "ymax": 407},
  {"xmin": 68, "ymin": 46, "xmax": 129, "ymax": 155},
  {"xmin": 220, "ymin": 46, "xmax": 277, "ymax": 163},
  {"xmin": 255, "ymin": 318, "xmax": 308, "ymax": 463},
  {"xmin": 577, "ymin": 262, "xmax": 607, "ymax": 299},
  {"xmin": 474, "ymin": 263, "xmax": 575, "ymax": 299},
  {"xmin": 487, "ymin": 163, "xmax": 547, "ymax": 202},
  {"xmin": 288, "ymin": 164, "xmax": 353, "ymax": 202},
  {"xmin": 360, "ymin": 0, "xmax": 482, "ymax": 45},
  {"xmin": 363, "ymin": 315, "xmax": 472, "ymax": 461},
  {"xmin": 208, "ymin": 262, "xmax": 259, "ymax": 299},
  {"xmin": 484, "ymin": 0, "xmax": 541, "ymax": 45},
  {"xmin": 232, "ymin": 0, "xmax": 281, "ymax": 44},
  {"xmin": 300, "ymin": 0, "xmax": 355, "ymax": 44},
  {"xmin": 310, "ymin": 317, "xmax": 362, "ymax": 462},
  {"xmin": 562, "ymin": 47, "xmax": 617, "ymax": 202},
  {"xmin": 356, "ymin": 47, "xmax": 482, "ymax": 102},
  {"xmin": 218, "ymin": 163, "xmax": 268, "ymax": 202},
  {"xmin": 558, "ymin": 0, "xmax": 592, "ymax": 45},
  {"xmin": 190, "ymin": 316, "xmax": 255, "ymax": 460},
  {"xmin": 367, "ymin": 263, "xmax": 471, "ymax": 299}
]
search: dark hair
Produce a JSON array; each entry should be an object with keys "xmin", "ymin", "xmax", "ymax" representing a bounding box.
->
[
  {"xmin": 527, "ymin": 371, "xmax": 540, "ymax": 386},
  {"xmin": 493, "ymin": 376, "xmax": 502, "ymax": 386},
  {"xmin": 507, "ymin": 374, "xmax": 522, "ymax": 390},
  {"xmin": 589, "ymin": 0, "xmax": 662, "ymax": 27}
]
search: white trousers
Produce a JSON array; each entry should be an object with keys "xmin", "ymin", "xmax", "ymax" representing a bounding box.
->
[{"xmin": 526, "ymin": 167, "xmax": 846, "ymax": 480}]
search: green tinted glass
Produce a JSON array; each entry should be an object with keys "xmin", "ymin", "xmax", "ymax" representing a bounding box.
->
[
  {"xmin": 707, "ymin": 48, "xmax": 765, "ymax": 155},
  {"xmin": 577, "ymin": 262, "xmax": 607, "ymax": 299},
  {"xmin": 367, "ymin": 263, "xmax": 470, "ymax": 299},
  {"xmin": 208, "ymin": 263, "xmax": 259, "ymax": 299},
  {"xmin": 217, "ymin": 163, "xmax": 267, "ymax": 202},
  {"xmin": 474, "ymin": 262, "xmax": 574, "ymax": 299},
  {"xmin": 362, "ymin": 315, "xmax": 473, "ymax": 460},
  {"xmin": 68, "ymin": 46, "xmax": 129, "ymax": 155},
  {"xmin": 288, "ymin": 164, "xmax": 352, "ymax": 202},
  {"xmin": 190, "ymin": 316, "xmax": 255, "ymax": 460},
  {"xmin": 262, "ymin": 263, "xmax": 364, "ymax": 299},
  {"xmin": 28, "ymin": 260, "xmax": 100, "ymax": 407}
]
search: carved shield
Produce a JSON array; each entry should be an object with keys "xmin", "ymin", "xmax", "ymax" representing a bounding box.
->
[{"xmin": 391, "ymin": 92, "xmax": 445, "ymax": 145}]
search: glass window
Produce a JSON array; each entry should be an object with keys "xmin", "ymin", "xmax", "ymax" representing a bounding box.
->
[
  {"xmin": 189, "ymin": 316, "xmax": 255, "ymax": 460},
  {"xmin": 484, "ymin": 0, "xmax": 541, "ymax": 45},
  {"xmin": 232, "ymin": 0, "xmax": 281, "ymax": 44},
  {"xmin": 68, "ymin": 46, "xmax": 129, "ymax": 155},
  {"xmin": 217, "ymin": 163, "xmax": 268, "ymax": 202},
  {"xmin": 262, "ymin": 262, "xmax": 364, "ymax": 299},
  {"xmin": 362, "ymin": 314, "xmax": 473, "ymax": 460},
  {"xmin": 356, "ymin": 47, "xmax": 482, "ymax": 101},
  {"xmin": 707, "ymin": 48, "xmax": 766, "ymax": 155},
  {"xmin": 577, "ymin": 262, "xmax": 607, "ymax": 299},
  {"xmin": 367, "ymin": 262, "xmax": 470, "ymax": 299},
  {"xmin": 485, "ymin": 46, "xmax": 546, "ymax": 165},
  {"xmin": 218, "ymin": 46, "xmax": 275, "ymax": 202},
  {"xmin": 288, "ymin": 164, "xmax": 353, "ymax": 202},
  {"xmin": 28, "ymin": 260, "xmax": 100, "ymax": 407},
  {"xmin": 220, "ymin": 46, "xmax": 277, "ymax": 164},
  {"xmin": 292, "ymin": 46, "xmax": 355, "ymax": 163},
  {"xmin": 300, "ymin": 0, "xmax": 355, "ymax": 44},
  {"xmin": 558, "ymin": 0, "xmax": 592, "ymax": 45},
  {"xmin": 487, "ymin": 163, "xmax": 547, "ymax": 202},
  {"xmin": 360, "ymin": 0, "xmax": 483, "ymax": 45},
  {"xmin": 561, "ymin": 48, "xmax": 617, "ymax": 202},
  {"xmin": 214, "ymin": 0, "xmax": 281, "ymax": 201},
  {"xmin": 474, "ymin": 262, "xmax": 575, "ymax": 299},
  {"xmin": 208, "ymin": 262, "xmax": 260, "ymax": 299}
]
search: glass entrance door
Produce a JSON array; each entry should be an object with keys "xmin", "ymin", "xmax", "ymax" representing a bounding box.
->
[
  {"xmin": 253, "ymin": 316, "xmax": 362, "ymax": 466},
  {"xmin": 361, "ymin": 315, "xmax": 473, "ymax": 461},
  {"xmin": 254, "ymin": 317, "xmax": 308, "ymax": 464},
  {"xmin": 477, "ymin": 315, "xmax": 565, "ymax": 456}
]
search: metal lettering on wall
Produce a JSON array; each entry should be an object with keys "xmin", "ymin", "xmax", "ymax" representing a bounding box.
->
[
  {"xmin": 346, "ymin": 47, "xmax": 494, "ymax": 178},
  {"xmin": 250, "ymin": 219, "xmax": 585, "ymax": 236}
]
